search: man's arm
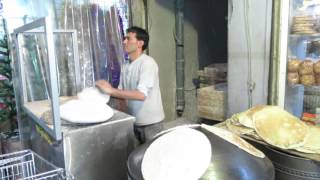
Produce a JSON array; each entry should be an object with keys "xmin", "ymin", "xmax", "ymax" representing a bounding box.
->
[{"xmin": 96, "ymin": 80, "xmax": 145, "ymax": 101}]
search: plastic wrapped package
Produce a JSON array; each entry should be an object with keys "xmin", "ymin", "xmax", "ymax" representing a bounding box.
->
[
  {"xmin": 291, "ymin": 15, "xmax": 317, "ymax": 34},
  {"xmin": 287, "ymin": 59, "xmax": 301, "ymax": 72},
  {"xmin": 287, "ymin": 72, "xmax": 300, "ymax": 85},
  {"xmin": 301, "ymin": 74, "xmax": 315, "ymax": 86},
  {"xmin": 291, "ymin": 4, "xmax": 320, "ymax": 34},
  {"xmin": 299, "ymin": 60, "xmax": 314, "ymax": 75},
  {"xmin": 314, "ymin": 60, "xmax": 320, "ymax": 74},
  {"xmin": 315, "ymin": 74, "xmax": 320, "ymax": 85}
]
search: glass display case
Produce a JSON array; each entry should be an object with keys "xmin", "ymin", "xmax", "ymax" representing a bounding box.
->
[
  {"xmin": 284, "ymin": 0, "xmax": 320, "ymax": 124},
  {"xmin": 12, "ymin": 17, "xmax": 80, "ymax": 140}
]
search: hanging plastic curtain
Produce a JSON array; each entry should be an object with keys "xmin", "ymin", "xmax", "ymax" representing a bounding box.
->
[
  {"xmin": 88, "ymin": 0, "xmax": 125, "ymax": 88},
  {"xmin": 58, "ymin": 0, "xmax": 127, "ymax": 89},
  {"xmin": 60, "ymin": 0, "xmax": 94, "ymax": 89},
  {"xmin": 105, "ymin": 5, "xmax": 126, "ymax": 88},
  {"xmin": 88, "ymin": 2, "xmax": 109, "ymax": 81}
]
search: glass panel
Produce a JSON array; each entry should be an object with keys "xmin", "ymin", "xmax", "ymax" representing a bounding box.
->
[
  {"xmin": 20, "ymin": 31, "xmax": 77, "ymax": 127},
  {"xmin": 285, "ymin": 0, "xmax": 320, "ymax": 124}
]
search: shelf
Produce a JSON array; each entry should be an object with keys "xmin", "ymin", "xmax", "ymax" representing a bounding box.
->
[
  {"xmin": 289, "ymin": 33, "xmax": 320, "ymax": 38},
  {"xmin": 287, "ymin": 83, "xmax": 304, "ymax": 88}
]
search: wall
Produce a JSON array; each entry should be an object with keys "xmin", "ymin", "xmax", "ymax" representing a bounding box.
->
[
  {"xmin": 147, "ymin": 0, "xmax": 176, "ymax": 121},
  {"xmin": 139, "ymin": 0, "xmax": 227, "ymax": 122},
  {"xmin": 228, "ymin": 0, "xmax": 272, "ymax": 116}
]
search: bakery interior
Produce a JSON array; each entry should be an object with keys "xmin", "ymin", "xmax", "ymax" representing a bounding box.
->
[{"xmin": 0, "ymin": 0, "xmax": 320, "ymax": 180}]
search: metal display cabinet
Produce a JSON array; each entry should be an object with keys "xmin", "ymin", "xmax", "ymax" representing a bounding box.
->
[
  {"xmin": 12, "ymin": 17, "xmax": 81, "ymax": 141},
  {"xmin": 11, "ymin": 17, "xmax": 136, "ymax": 179}
]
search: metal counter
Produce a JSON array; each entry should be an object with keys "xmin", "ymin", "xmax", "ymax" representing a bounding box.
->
[{"xmin": 26, "ymin": 110, "xmax": 135, "ymax": 180}]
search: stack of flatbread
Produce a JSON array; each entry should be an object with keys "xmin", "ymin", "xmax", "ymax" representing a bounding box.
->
[
  {"xmin": 225, "ymin": 105, "xmax": 320, "ymax": 154},
  {"xmin": 291, "ymin": 15, "xmax": 317, "ymax": 34}
]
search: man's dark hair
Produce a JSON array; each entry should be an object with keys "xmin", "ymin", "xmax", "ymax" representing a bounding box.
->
[{"xmin": 126, "ymin": 26, "xmax": 149, "ymax": 50}]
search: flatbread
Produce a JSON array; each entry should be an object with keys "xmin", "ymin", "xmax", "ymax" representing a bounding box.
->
[
  {"xmin": 141, "ymin": 128, "xmax": 211, "ymax": 180},
  {"xmin": 296, "ymin": 126, "xmax": 320, "ymax": 154},
  {"xmin": 225, "ymin": 117, "xmax": 254, "ymax": 135},
  {"xmin": 237, "ymin": 105, "xmax": 268, "ymax": 128},
  {"xmin": 202, "ymin": 124, "xmax": 265, "ymax": 158},
  {"xmin": 295, "ymin": 147, "xmax": 318, "ymax": 154},
  {"xmin": 253, "ymin": 106, "xmax": 308, "ymax": 149},
  {"xmin": 245, "ymin": 131, "xmax": 263, "ymax": 141},
  {"xmin": 59, "ymin": 100, "xmax": 113, "ymax": 123}
]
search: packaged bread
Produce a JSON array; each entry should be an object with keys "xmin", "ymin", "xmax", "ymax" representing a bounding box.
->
[
  {"xmin": 299, "ymin": 60, "xmax": 314, "ymax": 75},
  {"xmin": 315, "ymin": 74, "xmax": 320, "ymax": 85},
  {"xmin": 314, "ymin": 60, "xmax": 320, "ymax": 74},
  {"xmin": 301, "ymin": 74, "xmax": 315, "ymax": 86},
  {"xmin": 287, "ymin": 72, "xmax": 299, "ymax": 85},
  {"xmin": 287, "ymin": 59, "xmax": 301, "ymax": 72}
]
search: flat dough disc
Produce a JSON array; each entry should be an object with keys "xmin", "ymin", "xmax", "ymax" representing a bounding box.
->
[
  {"xmin": 226, "ymin": 117, "xmax": 254, "ymax": 135},
  {"xmin": 296, "ymin": 125, "xmax": 320, "ymax": 154},
  {"xmin": 202, "ymin": 124, "xmax": 265, "ymax": 158},
  {"xmin": 253, "ymin": 106, "xmax": 308, "ymax": 149},
  {"xmin": 141, "ymin": 128, "xmax": 211, "ymax": 180},
  {"xmin": 60, "ymin": 100, "xmax": 113, "ymax": 123}
]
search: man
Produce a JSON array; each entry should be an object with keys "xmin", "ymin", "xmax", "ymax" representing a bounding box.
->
[{"xmin": 96, "ymin": 26, "xmax": 165, "ymax": 144}]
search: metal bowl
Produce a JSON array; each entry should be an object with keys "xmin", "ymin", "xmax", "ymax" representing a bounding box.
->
[
  {"xmin": 127, "ymin": 124, "xmax": 274, "ymax": 180},
  {"xmin": 249, "ymin": 141, "xmax": 320, "ymax": 180}
]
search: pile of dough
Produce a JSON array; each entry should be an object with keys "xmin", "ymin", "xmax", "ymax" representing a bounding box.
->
[
  {"xmin": 60, "ymin": 87, "xmax": 112, "ymax": 123},
  {"xmin": 60, "ymin": 100, "xmax": 113, "ymax": 123}
]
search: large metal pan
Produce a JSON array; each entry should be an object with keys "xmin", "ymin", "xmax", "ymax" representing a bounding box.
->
[
  {"xmin": 249, "ymin": 141, "xmax": 320, "ymax": 180},
  {"xmin": 127, "ymin": 123, "xmax": 274, "ymax": 180}
]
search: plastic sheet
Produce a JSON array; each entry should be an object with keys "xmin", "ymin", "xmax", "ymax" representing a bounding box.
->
[
  {"xmin": 59, "ymin": 0, "xmax": 127, "ymax": 89},
  {"xmin": 61, "ymin": 0, "xmax": 95, "ymax": 89}
]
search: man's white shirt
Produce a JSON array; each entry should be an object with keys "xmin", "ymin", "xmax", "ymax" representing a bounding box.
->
[{"xmin": 119, "ymin": 54, "xmax": 165, "ymax": 125}]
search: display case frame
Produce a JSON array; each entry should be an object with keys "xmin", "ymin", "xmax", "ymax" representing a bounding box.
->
[{"xmin": 12, "ymin": 17, "xmax": 80, "ymax": 141}]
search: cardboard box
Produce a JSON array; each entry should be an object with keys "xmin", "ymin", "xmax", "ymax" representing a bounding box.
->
[{"xmin": 197, "ymin": 84, "xmax": 227, "ymax": 121}]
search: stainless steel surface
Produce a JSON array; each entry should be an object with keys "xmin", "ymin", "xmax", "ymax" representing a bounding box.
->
[
  {"xmin": 249, "ymin": 141, "xmax": 320, "ymax": 180},
  {"xmin": 127, "ymin": 123, "xmax": 274, "ymax": 180},
  {"xmin": 30, "ymin": 110, "xmax": 135, "ymax": 180}
]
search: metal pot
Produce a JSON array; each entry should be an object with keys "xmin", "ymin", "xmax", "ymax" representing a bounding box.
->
[
  {"xmin": 127, "ymin": 124, "xmax": 275, "ymax": 180},
  {"xmin": 249, "ymin": 141, "xmax": 320, "ymax": 180}
]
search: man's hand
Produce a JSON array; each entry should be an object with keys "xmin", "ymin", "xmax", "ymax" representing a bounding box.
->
[
  {"xmin": 96, "ymin": 80, "xmax": 145, "ymax": 101},
  {"xmin": 95, "ymin": 80, "xmax": 114, "ymax": 95}
]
